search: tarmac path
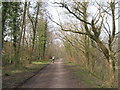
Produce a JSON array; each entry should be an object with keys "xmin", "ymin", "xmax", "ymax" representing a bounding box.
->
[{"xmin": 19, "ymin": 59, "xmax": 82, "ymax": 88}]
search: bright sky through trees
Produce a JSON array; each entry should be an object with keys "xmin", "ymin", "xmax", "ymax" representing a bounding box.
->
[{"xmin": 46, "ymin": 0, "xmax": 119, "ymax": 42}]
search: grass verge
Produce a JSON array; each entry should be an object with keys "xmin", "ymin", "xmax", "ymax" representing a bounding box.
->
[
  {"xmin": 2, "ymin": 60, "xmax": 50, "ymax": 88},
  {"xmin": 65, "ymin": 61, "xmax": 105, "ymax": 88}
]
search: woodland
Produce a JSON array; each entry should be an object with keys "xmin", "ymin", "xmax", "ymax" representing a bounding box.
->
[{"xmin": 1, "ymin": 1, "xmax": 120, "ymax": 88}]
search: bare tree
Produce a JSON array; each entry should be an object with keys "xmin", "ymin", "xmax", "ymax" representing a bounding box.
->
[{"xmin": 50, "ymin": 1, "xmax": 119, "ymax": 87}]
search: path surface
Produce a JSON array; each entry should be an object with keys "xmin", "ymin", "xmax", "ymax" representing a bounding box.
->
[{"xmin": 19, "ymin": 59, "xmax": 83, "ymax": 88}]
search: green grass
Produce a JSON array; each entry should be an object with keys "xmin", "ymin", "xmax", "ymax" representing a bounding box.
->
[
  {"xmin": 65, "ymin": 61, "xmax": 104, "ymax": 88},
  {"xmin": 2, "ymin": 60, "xmax": 50, "ymax": 88},
  {"xmin": 74, "ymin": 68, "xmax": 102, "ymax": 88},
  {"xmin": 32, "ymin": 60, "xmax": 50, "ymax": 64},
  {"xmin": 3, "ymin": 60, "xmax": 50, "ymax": 76},
  {"xmin": 65, "ymin": 61, "xmax": 77, "ymax": 65}
]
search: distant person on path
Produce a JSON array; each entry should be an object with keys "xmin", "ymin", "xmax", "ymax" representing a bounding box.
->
[{"xmin": 52, "ymin": 56, "xmax": 55, "ymax": 63}]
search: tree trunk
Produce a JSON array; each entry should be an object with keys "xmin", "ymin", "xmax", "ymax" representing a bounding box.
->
[
  {"xmin": 32, "ymin": 2, "xmax": 40, "ymax": 52},
  {"xmin": 108, "ymin": 58, "xmax": 115, "ymax": 87},
  {"xmin": 22, "ymin": 2, "xmax": 27, "ymax": 46},
  {"xmin": 94, "ymin": 38, "xmax": 116, "ymax": 87}
]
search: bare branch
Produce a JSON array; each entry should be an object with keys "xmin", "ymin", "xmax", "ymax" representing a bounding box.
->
[
  {"xmin": 115, "ymin": 31, "xmax": 120, "ymax": 35},
  {"xmin": 106, "ymin": 16, "xmax": 111, "ymax": 35},
  {"xmin": 47, "ymin": 14, "xmax": 90, "ymax": 36},
  {"xmin": 61, "ymin": 28, "xmax": 89, "ymax": 35},
  {"xmin": 59, "ymin": 32, "xmax": 85, "ymax": 54},
  {"xmin": 95, "ymin": 0, "xmax": 112, "ymax": 16},
  {"xmin": 114, "ymin": 49, "xmax": 120, "ymax": 55},
  {"xmin": 103, "ymin": 23, "xmax": 110, "ymax": 37},
  {"xmin": 53, "ymin": 2, "xmax": 92, "ymax": 25}
]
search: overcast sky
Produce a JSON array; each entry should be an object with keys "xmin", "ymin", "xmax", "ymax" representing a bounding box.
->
[{"xmin": 3, "ymin": 0, "xmax": 120, "ymax": 42}]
